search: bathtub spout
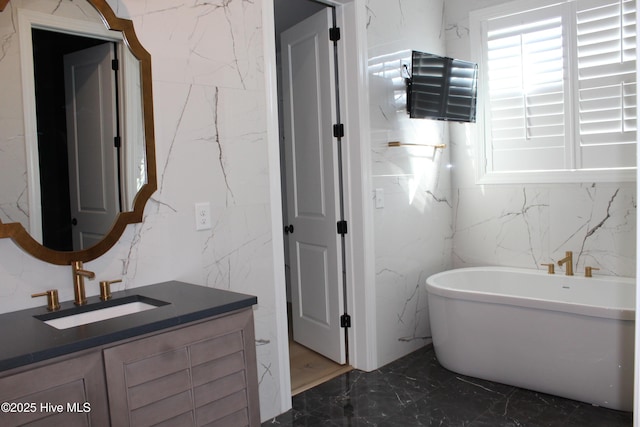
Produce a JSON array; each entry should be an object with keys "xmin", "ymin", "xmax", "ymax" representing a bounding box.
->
[{"xmin": 557, "ymin": 251, "xmax": 573, "ymax": 276}]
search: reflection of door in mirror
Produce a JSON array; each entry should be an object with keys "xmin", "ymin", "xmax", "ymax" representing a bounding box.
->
[
  {"xmin": 64, "ymin": 42, "xmax": 121, "ymax": 251},
  {"xmin": 33, "ymin": 29, "xmax": 120, "ymax": 252}
]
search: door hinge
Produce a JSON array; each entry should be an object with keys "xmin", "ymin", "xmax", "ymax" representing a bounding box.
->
[
  {"xmin": 333, "ymin": 123, "xmax": 344, "ymax": 138},
  {"xmin": 329, "ymin": 27, "xmax": 341, "ymax": 42},
  {"xmin": 340, "ymin": 313, "xmax": 351, "ymax": 328},
  {"xmin": 112, "ymin": 59, "xmax": 119, "ymax": 71},
  {"xmin": 114, "ymin": 136, "xmax": 121, "ymax": 148},
  {"xmin": 337, "ymin": 220, "xmax": 347, "ymax": 235}
]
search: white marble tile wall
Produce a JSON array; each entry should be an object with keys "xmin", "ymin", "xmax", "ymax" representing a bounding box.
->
[
  {"xmin": 0, "ymin": 0, "xmax": 285, "ymax": 420},
  {"xmin": 453, "ymin": 183, "xmax": 636, "ymax": 276},
  {"xmin": 444, "ymin": 0, "xmax": 636, "ymax": 277},
  {"xmin": 366, "ymin": 0, "xmax": 453, "ymax": 367}
]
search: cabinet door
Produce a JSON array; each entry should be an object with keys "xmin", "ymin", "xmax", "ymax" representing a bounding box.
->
[
  {"xmin": 104, "ymin": 308, "xmax": 259, "ymax": 426},
  {"xmin": 0, "ymin": 351, "xmax": 109, "ymax": 427}
]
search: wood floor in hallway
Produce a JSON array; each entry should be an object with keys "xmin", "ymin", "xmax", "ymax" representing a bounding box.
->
[{"xmin": 289, "ymin": 340, "xmax": 352, "ymax": 395}]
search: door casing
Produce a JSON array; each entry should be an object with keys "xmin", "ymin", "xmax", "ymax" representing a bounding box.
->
[{"xmin": 263, "ymin": 0, "xmax": 378, "ymax": 415}]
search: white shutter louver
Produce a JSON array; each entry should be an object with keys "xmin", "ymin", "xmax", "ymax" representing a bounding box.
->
[
  {"xmin": 486, "ymin": 7, "xmax": 567, "ymax": 172},
  {"xmin": 576, "ymin": 0, "xmax": 637, "ymax": 168}
]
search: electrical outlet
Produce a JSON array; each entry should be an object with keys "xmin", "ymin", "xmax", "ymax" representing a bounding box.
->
[{"xmin": 195, "ymin": 202, "xmax": 211, "ymax": 230}]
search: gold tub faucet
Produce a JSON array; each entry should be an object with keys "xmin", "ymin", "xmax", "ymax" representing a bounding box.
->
[
  {"xmin": 557, "ymin": 251, "xmax": 573, "ymax": 276},
  {"xmin": 72, "ymin": 261, "xmax": 95, "ymax": 306},
  {"xmin": 541, "ymin": 263, "xmax": 555, "ymax": 274},
  {"xmin": 585, "ymin": 266, "xmax": 600, "ymax": 278}
]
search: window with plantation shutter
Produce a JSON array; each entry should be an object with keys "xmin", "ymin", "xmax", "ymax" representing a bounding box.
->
[{"xmin": 470, "ymin": 0, "xmax": 636, "ymax": 183}]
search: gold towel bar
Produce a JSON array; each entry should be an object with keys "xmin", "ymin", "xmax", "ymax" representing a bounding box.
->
[{"xmin": 388, "ymin": 141, "xmax": 446, "ymax": 149}]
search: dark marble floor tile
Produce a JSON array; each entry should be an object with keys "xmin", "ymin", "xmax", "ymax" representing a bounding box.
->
[
  {"xmin": 558, "ymin": 403, "xmax": 635, "ymax": 427},
  {"xmin": 469, "ymin": 388, "xmax": 579, "ymax": 426},
  {"xmin": 405, "ymin": 378, "xmax": 511, "ymax": 425},
  {"xmin": 379, "ymin": 348, "xmax": 457, "ymax": 395},
  {"xmin": 263, "ymin": 345, "xmax": 633, "ymax": 427}
]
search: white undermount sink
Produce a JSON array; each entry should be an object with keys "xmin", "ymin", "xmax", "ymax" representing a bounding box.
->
[{"xmin": 41, "ymin": 300, "xmax": 163, "ymax": 330}]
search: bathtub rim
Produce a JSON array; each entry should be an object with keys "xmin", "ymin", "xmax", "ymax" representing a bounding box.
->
[{"xmin": 426, "ymin": 266, "xmax": 635, "ymax": 321}]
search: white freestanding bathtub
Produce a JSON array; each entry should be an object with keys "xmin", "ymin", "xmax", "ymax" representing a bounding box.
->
[{"xmin": 425, "ymin": 267, "xmax": 635, "ymax": 411}]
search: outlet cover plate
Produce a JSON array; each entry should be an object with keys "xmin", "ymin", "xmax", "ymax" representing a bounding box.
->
[{"xmin": 195, "ymin": 202, "xmax": 212, "ymax": 230}]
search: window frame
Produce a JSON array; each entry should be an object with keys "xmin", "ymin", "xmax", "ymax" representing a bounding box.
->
[{"xmin": 470, "ymin": 0, "xmax": 637, "ymax": 184}]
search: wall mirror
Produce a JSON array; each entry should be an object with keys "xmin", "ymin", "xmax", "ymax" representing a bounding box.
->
[{"xmin": 0, "ymin": 0, "xmax": 157, "ymax": 265}]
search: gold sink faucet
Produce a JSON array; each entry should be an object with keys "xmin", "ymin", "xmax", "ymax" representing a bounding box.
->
[
  {"xmin": 557, "ymin": 251, "xmax": 573, "ymax": 276},
  {"xmin": 71, "ymin": 261, "xmax": 95, "ymax": 306},
  {"xmin": 31, "ymin": 289, "xmax": 61, "ymax": 311}
]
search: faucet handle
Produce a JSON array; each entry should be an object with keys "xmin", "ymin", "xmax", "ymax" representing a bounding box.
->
[
  {"xmin": 541, "ymin": 263, "xmax": 555, "ymax": 274},
  {"xmin": 99, "ymin": 279, "xmax": 122, "ymax": 301},
  {"xmin": 584, "ymin": 266, "xmax": 600, "ymax": 278},
  {"xmin": 31, "ymin": 289, "xmax": 61, "ymax": 311}
]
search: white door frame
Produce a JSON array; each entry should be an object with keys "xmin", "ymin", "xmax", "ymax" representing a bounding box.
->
[{"xmin": 263, "ymin": 0, "xmax": 377, "ymax": 415}]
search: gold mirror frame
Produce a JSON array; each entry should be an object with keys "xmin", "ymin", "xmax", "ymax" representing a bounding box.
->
[{"xmin": 0, "ymin": 0, "xmax": 157, "ymax": 265}]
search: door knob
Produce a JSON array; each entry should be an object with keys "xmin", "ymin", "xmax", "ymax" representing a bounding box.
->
[
  {"xmin": 284, "ymin": 224, "xmax": 294, "ymax": 234},
  {"xmin": 71, "ymin": 218, "xmax": 78, "ymax": 226}
]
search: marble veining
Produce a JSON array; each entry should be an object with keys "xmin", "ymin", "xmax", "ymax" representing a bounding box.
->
[
  {"xmin": 573, "ymin": 187, "xmax": 624, "ymax": 268},
  {"xmin": 426, "ymin": 190, "xmax": 452, "ymax": 208},
  {"xmin": 212, "ymin": 85, "xmax": 235, "ymax": 204},
  {"xmin": 263, "ymin": 345, "xmax": 632, "ymax": 426},
  {"xmin": 396, "ymin": 274, "xmax": 431, "ymax": 344},
  {"xmin": 365, "ymin": 1, "xmax": 375, "ymax": 29},
  {"xmin": 444, "ymin": 22, "xmax": 470, "ymax": 39},
  {"xmin": 158, "ymin": 83, "xmax": 193, "ymax": 195},
  {"xmin": 497, "ymin": 188, "xmax": 548, "ymax": 267}
]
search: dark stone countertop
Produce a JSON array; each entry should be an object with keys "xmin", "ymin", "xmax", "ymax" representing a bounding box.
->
[{"xmin": 0, "ymin": 281, "xmax": 257, "ymax": 372}]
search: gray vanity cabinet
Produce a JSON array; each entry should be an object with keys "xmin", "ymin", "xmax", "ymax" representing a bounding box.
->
[
  {"xmin": 103, "ymin": 307, "xmax": 260, "ymax": 426},
  {"xmin": 0, "ymin": 351, "xmax": 110, "ymax": 427},
  {"xmin": 0, "ymin": 306, "xmax": 259, "ymax": 426}
]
